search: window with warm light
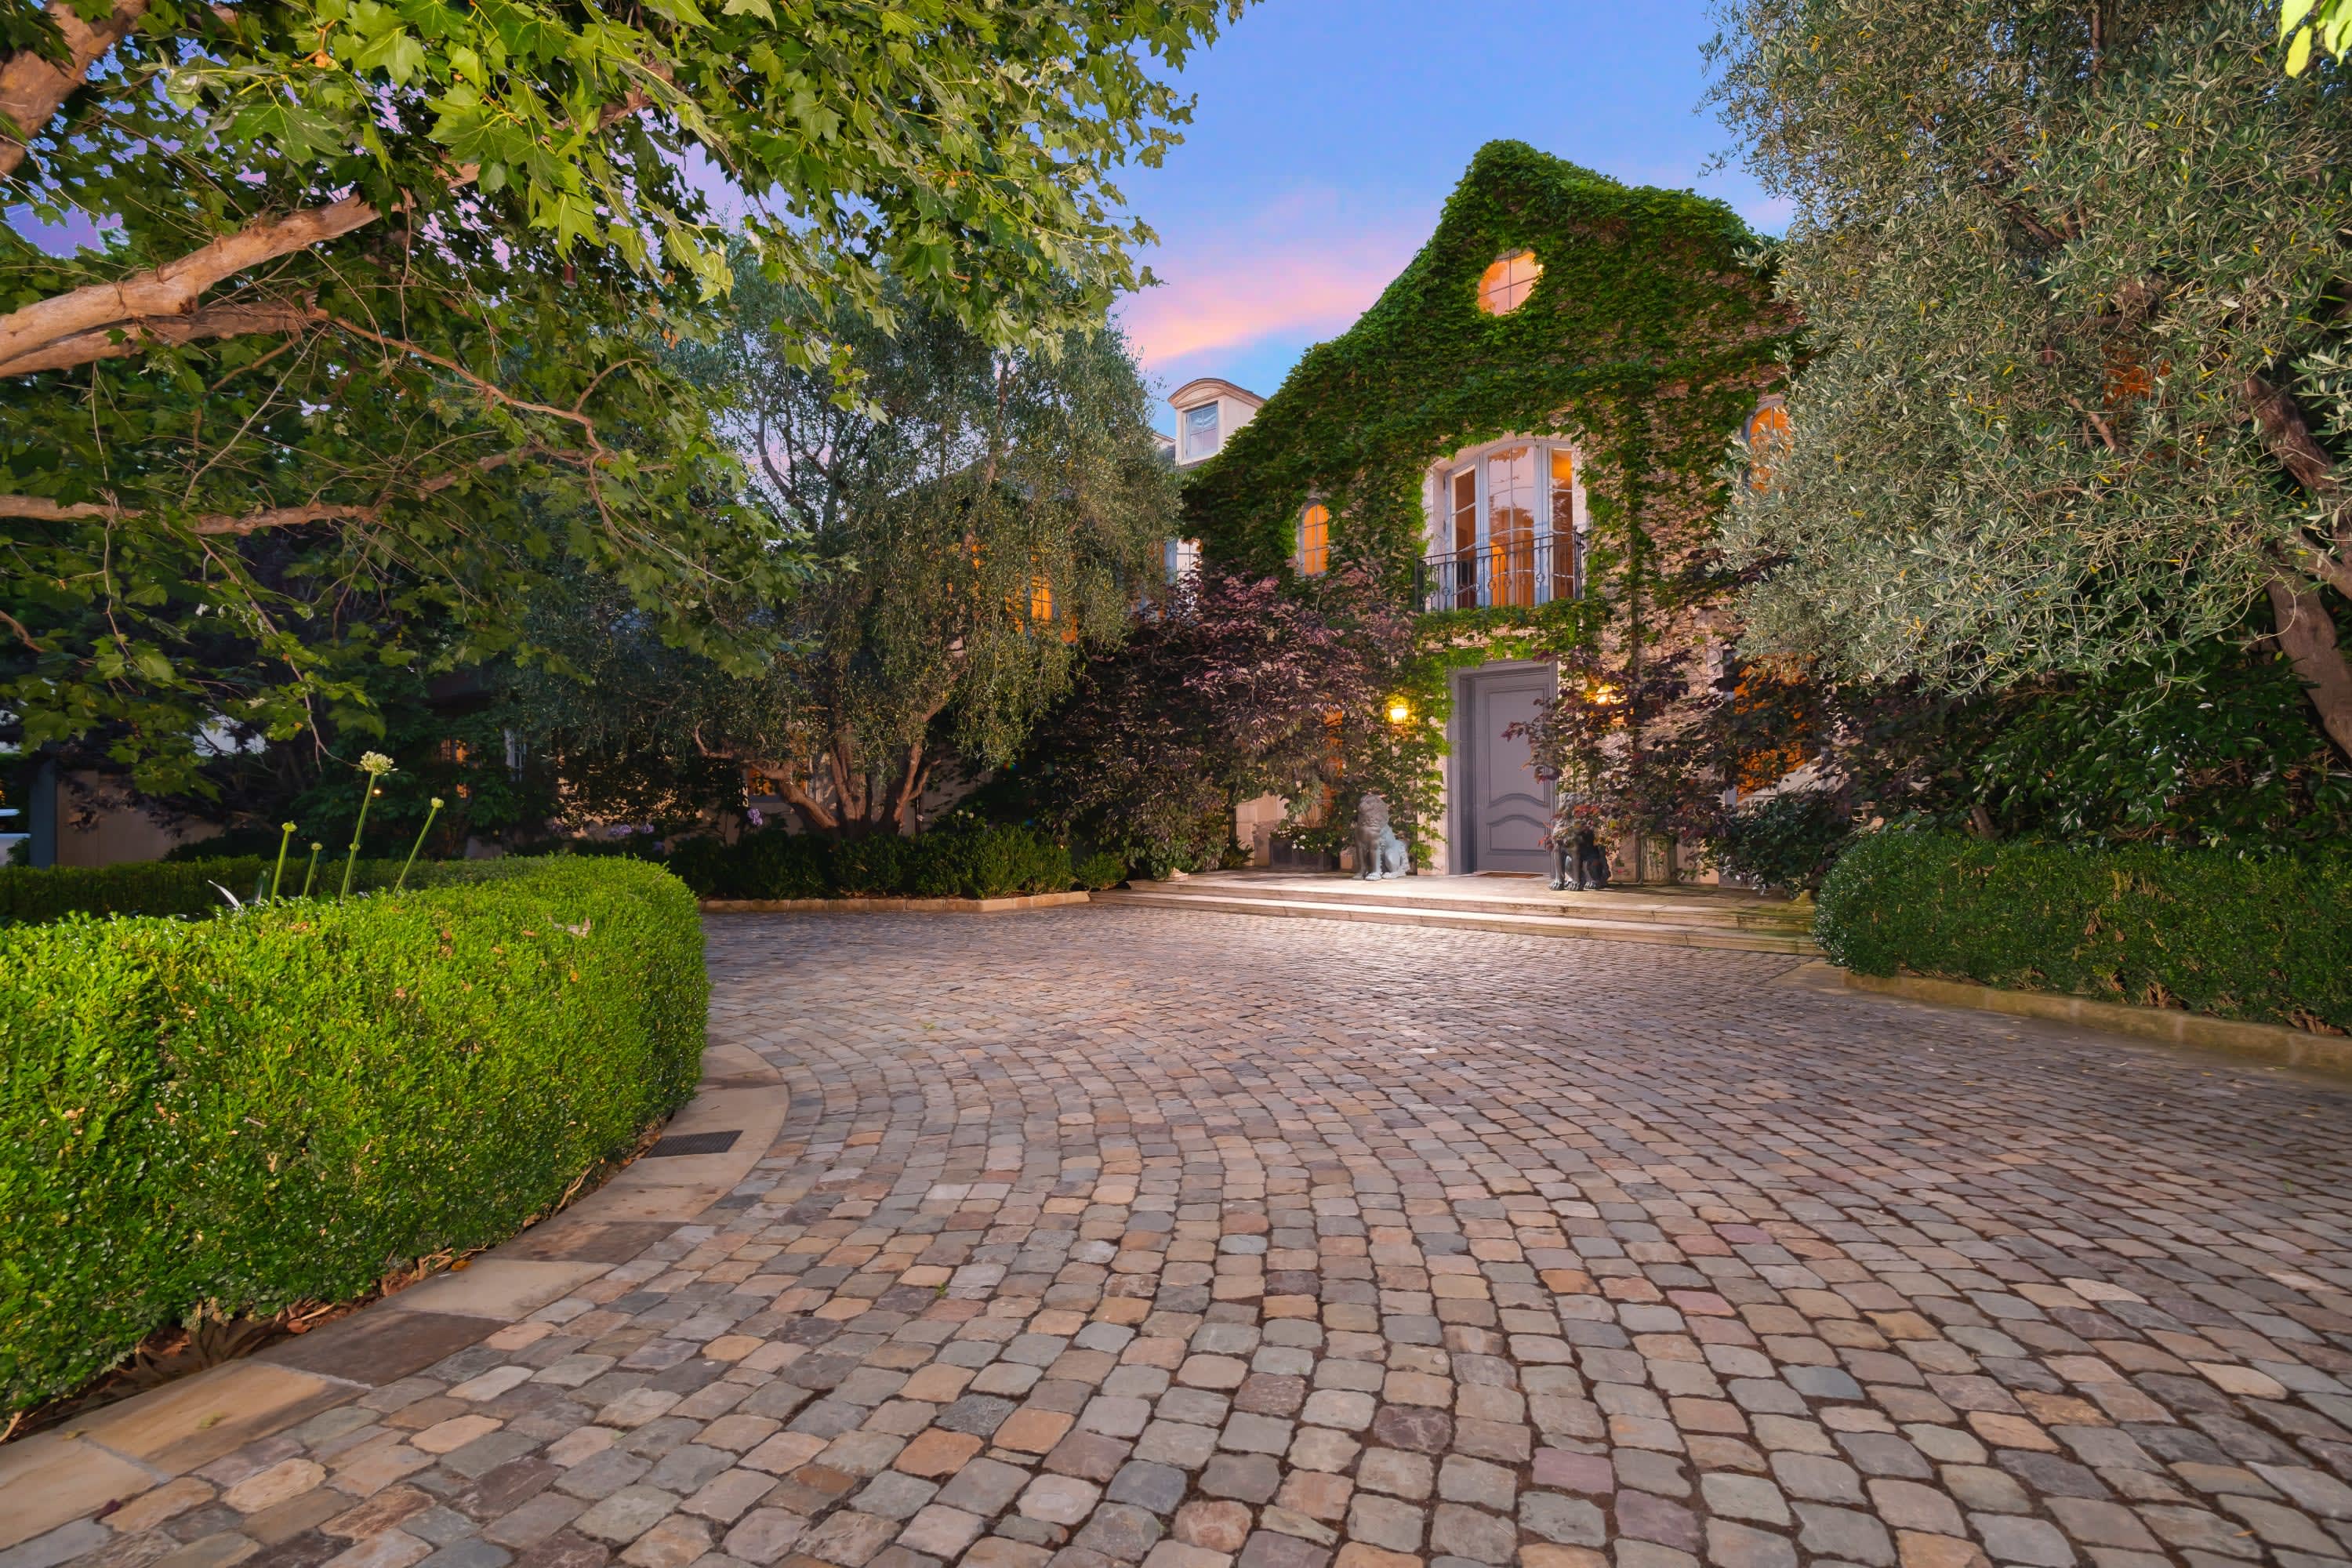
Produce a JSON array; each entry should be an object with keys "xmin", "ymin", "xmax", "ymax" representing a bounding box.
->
[
  {"xmin": 1429, "ymin": 438, "xmax": 1585, "ymax": 611},
  {"xmin": 1743, "ymin": 397, "xmax": 1791, "ymax": 492},
  {"xmin": 1029, "ymin": 576, "xmax": 1053, "ymax": 622},
  {"xmin": 1476, "ymin": 249, "xmax": 1542, "ymax": 315},
  {"xmin": 1298, "ymin": 503, "xmax": 1330, "ymax": 575}
]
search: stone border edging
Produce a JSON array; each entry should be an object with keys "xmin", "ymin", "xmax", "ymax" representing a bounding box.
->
[
  {"xmin": 699, "ymin": 891, "xmax": 1092, "ymax": 914},
  {"xmin": 1843, "ymin": 969, "xmax": 2352, "ymax": 1074},
  {"xmin": 0, "ymin": 1040, "xmax": 785, "ymax": 1548}
]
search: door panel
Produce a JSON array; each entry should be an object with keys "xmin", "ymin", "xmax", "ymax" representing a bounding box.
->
[{"xmin": 1464, "ymin": 666, "xmax": 1554, "ymax": 874}]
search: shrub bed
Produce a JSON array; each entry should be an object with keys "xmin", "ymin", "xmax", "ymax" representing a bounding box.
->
[
  {"xmin": 1816, "ymin": 830, "xmax": 2352, "ymax": 1033},
  {"xmin": 669, "ymin": 821, "xmax": 1077, "ymax": 902},
  {"xmin": 0, "ymin": 857, "xmax": 707, "ymax": 1412}
]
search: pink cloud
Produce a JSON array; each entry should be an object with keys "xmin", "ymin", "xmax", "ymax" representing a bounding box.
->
[{"xmin": 1117, "ymin": 203, "xmax": 1428, "ymax": 376}]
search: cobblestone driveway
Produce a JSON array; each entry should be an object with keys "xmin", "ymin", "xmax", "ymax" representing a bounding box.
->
[{"xmin": 41, "ymin": 909, "xmax": 2352, "ymax": 1568}]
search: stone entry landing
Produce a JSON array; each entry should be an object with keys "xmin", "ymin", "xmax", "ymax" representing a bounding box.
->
[{"xmin": 1092, "ymin": 874, "xmax": 1817, "ymax": 956}]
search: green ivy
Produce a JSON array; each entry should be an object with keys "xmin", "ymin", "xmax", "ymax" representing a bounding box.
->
[{"xmin": 1179, "ymin": 141, "xmax": 1796, "ymax": 837}]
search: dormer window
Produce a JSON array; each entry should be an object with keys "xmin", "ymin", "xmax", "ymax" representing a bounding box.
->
[
  {"xmin": 1477, "ymin": 249, "xmax": 1541, "ymax": 315},
  {"xmin": 1182, "ymin": 402, "xmax": 1220, "ymax": 460},
  {"xmin": 1298, "ymin": 504, "xmax": 1330, "ymax": 575}
]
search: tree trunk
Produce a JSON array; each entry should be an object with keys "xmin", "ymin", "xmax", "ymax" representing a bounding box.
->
[
  {"xmin": 2243, "ymin": 375, "xmax": 2352, "ymax": 764},
  {"xmin": 2267, "ymin": 580, "xmax": 2352, "ymax": 765}
]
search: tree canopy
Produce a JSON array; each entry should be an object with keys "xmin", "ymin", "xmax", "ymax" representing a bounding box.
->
[
  {"xmin": 1, "ymin": 0, "xmax": 1241, "ymax": 793},
  {"xmin": 514, "ymin": 260, "xmax": 1178, "ymax": 838},
  {"xmin": 1708, "ymin": 0, "xmax": 2352, "ymax": 763}
]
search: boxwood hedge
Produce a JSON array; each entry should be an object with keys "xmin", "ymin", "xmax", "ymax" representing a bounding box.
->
[
  {"xmin": 0, "ymin": 856, "xmax": 707, "ymax": 1412},
  {"xmin": 1817, "ymin": 829, "xmax": 2352, "ymax": 1033},
  {"xmin": 0, "ymin": 855, "xmax": 515, "ymax": 925},
  {"xmin": 667, "ymin": 820, "xmax": 1075, "ymax": 902}
]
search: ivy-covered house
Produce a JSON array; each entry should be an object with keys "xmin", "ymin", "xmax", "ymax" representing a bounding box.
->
[{"xmin": 1178, "ymin": 140, "xmax": 1795, "ymax": 877}]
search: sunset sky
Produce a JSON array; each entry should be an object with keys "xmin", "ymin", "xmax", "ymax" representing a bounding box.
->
[{"xmin": 1116, "ymin": 1, "xmax": 1786, "ymax": 432}]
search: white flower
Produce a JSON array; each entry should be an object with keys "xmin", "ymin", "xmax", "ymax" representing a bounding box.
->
[{"xmin": 361, "ymin": 751, "xmax": 396, "ymax": 775}]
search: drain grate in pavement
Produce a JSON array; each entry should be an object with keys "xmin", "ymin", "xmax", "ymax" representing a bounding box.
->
[{"xmin": 646, "ymin": 1129, "xmax": 742, "ymax": 1158}]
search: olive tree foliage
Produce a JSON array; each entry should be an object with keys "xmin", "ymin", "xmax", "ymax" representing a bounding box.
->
[
  {"xmin": 523, "ymin": 261, "xmax": 1179, "ymax": 837},
  {"xmin": 0, "ymin": 0, "xmax": 1240, "ymax": 792},
  {"xmin": 1707, "ymin": 1, "xmax": 2352, "ymax": 763}
]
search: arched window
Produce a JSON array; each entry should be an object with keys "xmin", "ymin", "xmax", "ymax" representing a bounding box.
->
[
  {"xmin": 1425, "ymin": 439, "xmax": 1584, "ymax": 610},
  {"xmin": 1298, "ymin": 503, "xmax": 1330, "ymax": 575},
  {"xmin": 1477, "ymin": 249, "xmax": 1542, "ymax": 315}
]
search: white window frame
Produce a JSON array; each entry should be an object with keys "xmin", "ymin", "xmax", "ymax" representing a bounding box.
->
[
  {"xmin": 1423, "ymin": 435, "xmax": 1589, "ymax": 603},
  {"xmin": 1180, "ymin": 401, "xmax": 1221, "ymax": 460}
]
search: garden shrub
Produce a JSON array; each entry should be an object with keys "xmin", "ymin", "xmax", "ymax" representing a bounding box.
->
[
  {"xmin": 1816, "ymin": 829, "xmax": 2352, "ymax": 1033},
  {"xmin": 1711, "ymin": 790, "xmax": 1851, "ymax": 894},
  {"xmin": 1073, "ymin": 849, "xmax": 1129, "ymax": 891},
  {"xmin": 830, "ymin": 834, "xmax": 913, "ymax": 895},
  {"xmin": 666, "ymin": 830, "xmax": 830, "ymax": 900},
  {"xmin": 665, "ymin": 823, "xmax": 1074, "ymax": 900},
  {"xmin": 0, "ymin": 856, "xmax": 513, "ymax": 926},
  {"xmin": 906, "ymin": 822, "xmax": 1073, "ymax": 899},
  {"xmin": 0, "ymin": 856, "xmax": 707, "ymax": 1412}
]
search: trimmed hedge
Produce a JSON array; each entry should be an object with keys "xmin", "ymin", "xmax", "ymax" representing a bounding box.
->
[
  {"xmin": 0, "ymin": 857, "xmax": 707, "ymax": 1411},
  {"xmin": 1817, "ymin": 830, "xmax": 2352, "ymax": 1033},
  {"xmin": 0, "ymin": 855, "xmax": 514, "ymax": 926},
  {"xmin": 668, "ymin": 822, "xmax": 1076, "ymax": 902}
]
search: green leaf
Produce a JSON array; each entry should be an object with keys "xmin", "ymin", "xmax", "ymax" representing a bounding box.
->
[{"xmin": 354, "ymin": 27, "xmax": 426, "ymax": 85}]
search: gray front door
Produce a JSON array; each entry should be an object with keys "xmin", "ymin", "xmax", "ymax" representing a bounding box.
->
[{"xmin": 1458, "ymin": 665, "xmax": 1555, "ymax": 874}]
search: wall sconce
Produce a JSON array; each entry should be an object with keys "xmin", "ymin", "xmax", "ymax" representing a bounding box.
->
[{"xmin": 1385, "ymin": 697, "xmax": 1413, "ymax": 726}]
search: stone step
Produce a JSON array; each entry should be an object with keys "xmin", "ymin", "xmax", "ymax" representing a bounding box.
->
[
  {"xmin": 1091, "ymin": 888, "xmax": 1821, "ymax": 956},
  {"xmin": 1117, "ymin": 876, "xmax": 1816, "ymax": 934}
]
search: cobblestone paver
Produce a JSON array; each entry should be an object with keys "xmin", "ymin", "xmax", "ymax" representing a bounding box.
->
[{"xmin": 25, "ymin": 909, "xmax": 2352, "ymax": 1568}]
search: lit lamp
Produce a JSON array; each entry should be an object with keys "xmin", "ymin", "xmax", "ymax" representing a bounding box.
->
[{"xmin": 1385, "ymin": 697, "xmax": 1412, "ymax": 726}]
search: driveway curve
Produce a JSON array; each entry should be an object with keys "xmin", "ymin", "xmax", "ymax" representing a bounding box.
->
[{"xmin": 13, "ymin": 906, "xmax": 2352, "ymax": 1568}]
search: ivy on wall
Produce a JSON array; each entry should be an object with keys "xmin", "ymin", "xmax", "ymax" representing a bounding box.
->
[{"xmin": 1178, "ymin": 140, "xmax": 1798, "ymax": 850}]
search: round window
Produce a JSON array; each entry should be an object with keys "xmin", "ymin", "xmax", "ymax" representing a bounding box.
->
[{"xmin": 1477, "ymin": 249, "xmax": 1542, "ymax": 315}]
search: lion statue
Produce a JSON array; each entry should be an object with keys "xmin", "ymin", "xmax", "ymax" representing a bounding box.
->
[{"xmin": 1353, "ymin": 793, "xmax": 1410, "ymax": 880}]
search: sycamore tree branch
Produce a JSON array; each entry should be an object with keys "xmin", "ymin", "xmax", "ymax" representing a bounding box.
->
[
  {"xmin": 0, "ymin": 449, "xmax": 528, "ymax": 535},
  {"xmin": 0, "ymin": 191, "xmax": 383, "ymax": 370},
  {"xmin": 0, "ymin": 495, "xmax": 381, "ymax": 534},
  {"xmin": 325, "ymin": 315, "xmax": 607, "ymax": 447},
  {"xmin": 0, "ymin": 86, "xmax": 655, "ymax": 374},
  {"xmin": 0, "ymin": 299, "xmax": 324, "ymax": 376},
  {"xmin": 0, "ymin": 0, "xmax": 150, "ymax": 178}
]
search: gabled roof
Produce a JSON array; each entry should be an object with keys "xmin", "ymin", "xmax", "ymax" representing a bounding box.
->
[
  {"xmin": 1169, "ymin": 377, "xmax": 1266, "ymax": 412},
  {"xmin": 1178, "ymin": 140, "xmax": 1794, "ymax": 578}
]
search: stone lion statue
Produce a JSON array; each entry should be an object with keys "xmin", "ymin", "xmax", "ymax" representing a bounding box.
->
[{"xmin": 1353, "ymin": 793, "xmax": 1410, "ymax": 880}]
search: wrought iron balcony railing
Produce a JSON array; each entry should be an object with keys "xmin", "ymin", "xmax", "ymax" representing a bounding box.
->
[{"xmin": 1415, "ymin": 531, "xmax": 1577, "ymax": 613}]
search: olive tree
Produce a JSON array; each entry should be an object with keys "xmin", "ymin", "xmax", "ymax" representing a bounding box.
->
[{"xmin": 1708, "ymin": 1, "xmax": 2352, "ymax": 762}]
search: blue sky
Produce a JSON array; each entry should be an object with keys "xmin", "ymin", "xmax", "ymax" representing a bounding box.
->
[{"xmin": 1115, "ymin": 1, "xmax": 1784, "ymax": 431}]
